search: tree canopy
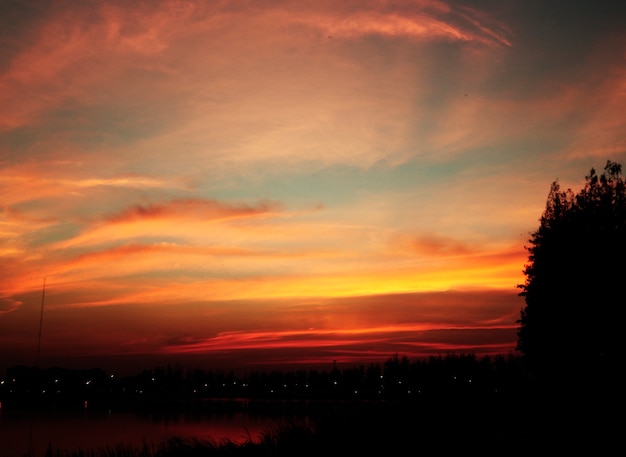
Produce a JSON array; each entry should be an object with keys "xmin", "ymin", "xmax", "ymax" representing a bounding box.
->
[{"xmin": 517, "ymin": 160, "xmax": 625, "ymax": 389}]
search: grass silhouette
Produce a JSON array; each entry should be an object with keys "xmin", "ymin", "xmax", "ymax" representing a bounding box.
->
[{"xmin": 36, "ymin": 421, "xmax": 317, "ymax": 457}]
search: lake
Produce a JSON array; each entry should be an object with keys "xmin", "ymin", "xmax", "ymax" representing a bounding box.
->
[{"xmin": 0, "ymin": 400, "xmax": 300, "ymax": 456}]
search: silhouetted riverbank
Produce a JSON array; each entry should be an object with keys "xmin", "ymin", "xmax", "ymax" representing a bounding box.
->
[
  {"xmin": 1, "ymin": 353, "xmax": 619, "ymax": 456},
  {"xmin": 1, "ymin": 353, "xmax": 528, "ymax": 411}
]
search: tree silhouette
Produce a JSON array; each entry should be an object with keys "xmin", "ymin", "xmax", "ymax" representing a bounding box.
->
[{"xmin": 517, "ymin": 160, "xmax": 625, "ymax": 392}]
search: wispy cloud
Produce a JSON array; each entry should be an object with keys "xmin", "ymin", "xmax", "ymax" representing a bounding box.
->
[
  {"xmin": 107, "ymin": 199, "xmax": 280, "ymax": 224},
  {"xmin": 73, "ymin": 175, "xmax": 169, "ymax": 189},
  {"xmin": 0, "ymin": 297, "xmax": 22, "ymax": 315},
  {"xmin": 295, "ymin": 7, "xmax": 510, "ymax": 47},
  {"xmin": 162, "ymin": 322, "xmax": 517, "ymax": 355}
]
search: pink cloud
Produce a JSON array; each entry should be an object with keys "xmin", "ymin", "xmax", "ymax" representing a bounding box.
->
[
  {"xmin": 0, "ymin": 1, "xmax": 197, "ymax": 131},
  {"xmin": 160, "ymin": 322, "xmax": 517, "ymax": 356},
  {"xmin": 283, "ymin": 0, "xmax": 510, "ymax": 46},
  {"xmin": 296, "ymin": 11, "xmax": 472, "ymax": 42}
]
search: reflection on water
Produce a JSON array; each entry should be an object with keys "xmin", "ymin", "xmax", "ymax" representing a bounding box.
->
[{"xmin": 0, "ymin": 401, "xmax": 291, "ymax": 456}]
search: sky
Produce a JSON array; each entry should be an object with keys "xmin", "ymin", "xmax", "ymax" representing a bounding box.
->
[{"xmin": 1, "ymin": 0, "xmax": 625, "ymax": 375}]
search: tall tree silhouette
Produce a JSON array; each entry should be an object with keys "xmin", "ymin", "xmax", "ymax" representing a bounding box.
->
[{"xmin": 517, "ymin": 160, "xmax": 624, "ymax": 392}]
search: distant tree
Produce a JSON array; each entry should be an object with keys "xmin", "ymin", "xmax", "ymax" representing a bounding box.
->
[{"xmin": 517, "ymin": 160, "xmax": 625, "ymax": 391}]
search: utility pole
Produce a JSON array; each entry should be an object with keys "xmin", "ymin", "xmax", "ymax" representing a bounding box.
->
[{"xmin": 35, "ymin": 277, "xmax": 46, "ymax": 368}]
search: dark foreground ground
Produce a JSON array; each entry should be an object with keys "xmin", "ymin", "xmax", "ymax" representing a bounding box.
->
[
  {"xmin": 16, "ymin": 389, "xmax": 620, "ymax": 457},
  {"xmin": 304, "ymin": 390, "xmax": 618, "ymax": 456},
  {"xmin": 3, "ymin": 358, "xmax": 620, "ymax": 456}
]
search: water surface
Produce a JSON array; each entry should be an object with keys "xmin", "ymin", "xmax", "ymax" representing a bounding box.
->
[{"xmin": 0, "ymin": 403, "xmax": 287, "ymax": 456}]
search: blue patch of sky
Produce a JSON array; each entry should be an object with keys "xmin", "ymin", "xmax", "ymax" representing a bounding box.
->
[
  {"xmin": 201, "ymin": 160, "xmax": 473, "ymax": 205},
  {"xmin": 26, "ymin": 223, "xmax": 82, "ymax": 248}
]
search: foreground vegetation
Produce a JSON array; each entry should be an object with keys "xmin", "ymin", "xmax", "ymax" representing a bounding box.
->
[{"xmin": 37, "ymin": 422, "xmax": 319, "ymax": 457}]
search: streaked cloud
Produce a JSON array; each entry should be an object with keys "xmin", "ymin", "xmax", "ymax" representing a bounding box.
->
[
  {"xmin": 106, "ymin": 199, "xmax": 281, "ymax": 224},
  {"xmin": 295, "ymin": 1, "xmax": 511, "ymax": 47}
]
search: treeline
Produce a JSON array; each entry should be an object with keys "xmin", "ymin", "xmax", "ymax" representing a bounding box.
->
[
  {"xmin": 0, "ymin": 352, "xmax": 529, "ymax": 411},
  {"xmin": 129, "ymin": 352, "xmax": 528, "ymax": 400}
]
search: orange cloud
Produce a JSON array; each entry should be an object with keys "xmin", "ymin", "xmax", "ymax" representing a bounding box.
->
[
  {"xmin": 11, "ymin": 206, "xmax": 526, "ymax": 312},
  {"xmin": 1, "ymin": 175, "xmax": 528, "ymax": 316},
  {"xmin": 0, "ymin": 160, "xmax": 177, "ymax": 209},
  {"xmin": 107, "ymin": 199, "xmax": 280, "ymax": 224},
  {"xmin": 47, "ymin": 198, "xmax": 282, "ymax": 251},
  {"xmin": 408, "ymin": 233, "xmax": 476, "ymax": 257}
]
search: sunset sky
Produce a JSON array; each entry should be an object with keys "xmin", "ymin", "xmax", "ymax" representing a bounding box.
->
[{"xmin": 1, "ymin": 0, "xmax": 625, "ymax": 375}]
